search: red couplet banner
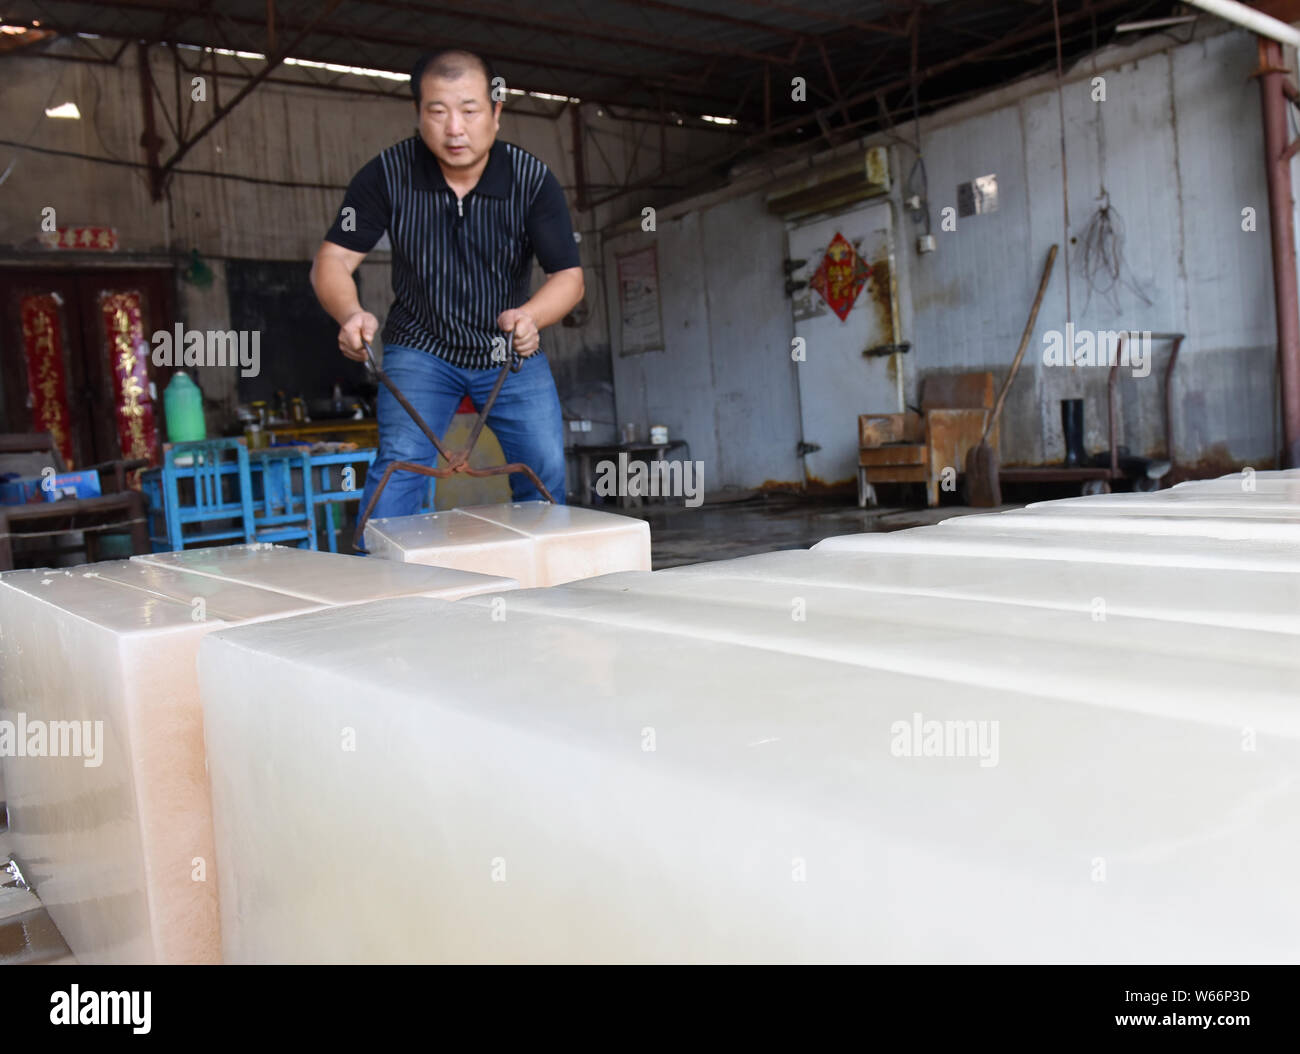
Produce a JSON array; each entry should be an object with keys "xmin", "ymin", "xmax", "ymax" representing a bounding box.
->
[
  {"xmin": 99, "ymin": 290, "xmax": 159, "ymax": 481},
  {"xmin": 19, "ymin": 293, "xmax": 75, "ymax": 468}
]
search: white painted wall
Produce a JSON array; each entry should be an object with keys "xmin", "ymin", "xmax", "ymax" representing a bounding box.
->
[
  {"xmin": 604, "ymin": 23, "xmax": 1287, "ymax": 493},
  {"xmin": 910, "ymin": 26, "xmax": 1276, "ymax": 471},
  {"xmin": 604, "ymin": 190, "xmax": 805, "ymax": 491}
]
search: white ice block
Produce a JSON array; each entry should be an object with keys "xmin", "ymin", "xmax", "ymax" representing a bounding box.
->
[
  {"xmin": 814, "ymin": 524, "xmax": 1300, "ymax": 572},
  {"xmin": 479, "ymin": 578, "xmax": 1300, "ymax": 735},
  {"xmin": 0, "ymin": 569, "xmax": 273, "ymax": 965},
  {"xmin": 1028, "ymin": 483, "xmax": 1300, "ymax": 512},
  {"xmin": 362, "ymin": 511, "xmax": 535, "ymax": 584},
  {"xmin": 88, "ymin": 557, "xmax": 321, "ymax": 621},
  {"xmin": 137, "ymin": 542, "xmax": 518, "ymax": 601},
  {"xmin": 198, "ymin": 593, "xmax": 1300, "ymax": 964},
  {"xmin": 1177, "ymin": 468, "xmax": 1300, "ymax": 486},
  {"xmin": 363, "ymin": 502, "xmax": 651, "ymax": 587},
  {"xmin": 0, "ymin": 547, "xmax": 516, "ymax": 964},
  {"xmin": 594, "ymin": 547, "xmax": 1300, "ymax": 633},
  {"xmin": 938, "ymin": 508, "xmax": 1300, "ymax": 543}
]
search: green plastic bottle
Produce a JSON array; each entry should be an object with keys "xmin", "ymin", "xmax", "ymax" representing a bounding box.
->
[{"xmin": 164, "ymin": 370, "xmax": 206, "ymax": 442}]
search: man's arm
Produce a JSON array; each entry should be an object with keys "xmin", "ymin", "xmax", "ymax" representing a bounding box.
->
[
  {"xmin": 504, "ymin": 164, "xmax": 585, "ymax": 356},
  {"xmin": 498, "ymin": 266, "xmax": 585, "ymax": 356},
  {"xmin": 311, "ymin": 242, "xmax": 378, "ymax": 362},
  {"xmin": 314, "ymin": 155, "xmax": 389, "ymax": 361}
]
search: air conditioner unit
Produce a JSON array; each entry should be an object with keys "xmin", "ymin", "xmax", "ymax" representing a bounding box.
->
[{"xmin": 765, "ymin": 146, "xmax": 891, "ymax": 220}]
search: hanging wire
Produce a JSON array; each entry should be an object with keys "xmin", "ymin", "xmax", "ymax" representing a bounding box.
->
[
  {"xmin": 905, "ymin": 48, "xmax": 931, "ymax": 238},
  {"xmin": 0, "ymin": 64, "xmax": 69, "ymax": 188},
  {"xmin": 1076, "ymin": 189, "xmax": 1153, "ymax": 313},
  {"xmin": 1052, "ymin": 0, "xmax": 1072, "ymax": 324}
]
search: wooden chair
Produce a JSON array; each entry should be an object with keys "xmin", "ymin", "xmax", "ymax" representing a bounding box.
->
[
  {"xmin": 0, "ymin": 432, "xmax": 150, "ymax": 570},
  {"xmin": 857, "ymin": 372, "xmax": 997, "ymax": 508}
]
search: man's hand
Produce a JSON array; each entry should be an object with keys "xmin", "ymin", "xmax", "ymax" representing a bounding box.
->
[
  {"xmin": 497, "ymin": 308, "xmax": 540, "ymax": 356},
  {"xmin": 338, "ymin": 310, "xmax": 380, "ymax": 362}
]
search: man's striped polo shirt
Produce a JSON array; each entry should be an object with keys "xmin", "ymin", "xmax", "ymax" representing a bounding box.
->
[{"xmin": 325, "ymin": 137, "xmax": 581, "ymax": 370}]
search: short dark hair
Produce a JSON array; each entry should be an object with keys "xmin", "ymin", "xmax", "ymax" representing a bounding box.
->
[{"xmin": 409, "ymin": 49, "xmax": 496, "ymax": 106}]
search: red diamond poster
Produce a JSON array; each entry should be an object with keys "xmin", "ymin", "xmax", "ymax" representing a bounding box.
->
[{"xmin": 809, "ymin": 232, "xmax": 872, "ymax": 321}]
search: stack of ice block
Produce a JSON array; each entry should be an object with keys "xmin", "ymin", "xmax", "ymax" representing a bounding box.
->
[
  {"xmin": 0, "ymin": 545, "xmax": 515, "ymax": 964},
  {"xmin": 198, "ymin": 471, "xmax": 1300, "ymax": 963},
  {"xmin": 363, "ymin": 501, "xmax": 651, "ymax": 587},
  {"xmin": 816, "ymin": 470, "xmax": 1300, "ymax": 569}
]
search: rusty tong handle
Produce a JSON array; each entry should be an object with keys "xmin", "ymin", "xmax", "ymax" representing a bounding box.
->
[
  {"xmin": 360, "ymin": 332, "xmax": 519, "ymax": 379},
  {"xmin": 360, "ymin": 332, "xmax": 521, "ymax": 466},
  {"xmin": 361, "ymin": 337, "xmax": 455, "ymax": 463}
]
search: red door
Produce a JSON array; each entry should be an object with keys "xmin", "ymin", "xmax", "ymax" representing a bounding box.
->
[{"xmin": 0, "ymin": 268, "xmax": 176, "ymax": 474}]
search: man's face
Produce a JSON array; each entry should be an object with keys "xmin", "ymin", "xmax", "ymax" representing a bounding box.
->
[{"xmin": 416, "ymin": 70, "xmax": 501, "ymax": 172}]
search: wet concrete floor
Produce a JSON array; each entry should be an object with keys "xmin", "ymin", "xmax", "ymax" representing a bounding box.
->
[
  {"xmin": 622, "ymin": 494, "xmax": 1021, "ymax": 569},
  {"xmin": 0, "ymin": 810, "xmax": 75, "ymax": 965}
]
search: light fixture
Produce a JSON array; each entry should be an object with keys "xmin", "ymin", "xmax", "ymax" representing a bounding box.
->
[
  {"xmin": 1115, "ymin": 15, "xmax": 1199, "ymax": 33},
  {"xmin": 45, "ymin": 102, "xmax": 81, "ymax": 119}
]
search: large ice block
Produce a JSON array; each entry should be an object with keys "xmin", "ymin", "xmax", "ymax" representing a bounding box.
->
[
  {"xmin": 0, "ymin": 547, "xmax": 516, "ymax": 964},
  {"xmin": 0, "ymin": 569, "xmax": 264, "ymax": 964},
  {"xmin": 920, "ymin": 478, "xmax": 1300, "ymax": 542},
  {"xmin": 1028, "ymin": 482, "xmax": 1300, "ymax": 511},
  {"xmin": 363, "ymin": 502, "xmax": 651, "ymax": 587},
  {"xmin": 475, "ymin": 578, "xmax": 1299, "ymax": 734},
  {"xmin": 937, "ymin": 507, "xmax": 1300, "ymax": 542},
  {"xmin": 593, "ymin": 547, "xmax": 1300, "ymax": 633},
  {"xmin": 813, "ymin": 524, "xmax": 1300, "ymax": 572},
  {"xmin": 362, "ymin": 511, "xmax": 535, "ymax": 584},
  {"xmin": 198, "ymin": 593, "xmax": 1300, "ymax": 964},
  {"xmin": 136, "ymin": 542, "xmax": 518, "ymax": 602}
]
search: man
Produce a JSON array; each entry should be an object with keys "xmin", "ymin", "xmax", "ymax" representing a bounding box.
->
[{"xmin": 311, "ymin": 48, "xmax": 584, "ymax": 522}]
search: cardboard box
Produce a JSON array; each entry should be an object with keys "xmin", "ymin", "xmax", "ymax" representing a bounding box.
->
[
  {"xmin": 43, "ymin": 469, "xmax": 101, "ymax": 502},
  {"xmin": 0, "ymin": 475, "xmax": 44, "ymax": 505}
]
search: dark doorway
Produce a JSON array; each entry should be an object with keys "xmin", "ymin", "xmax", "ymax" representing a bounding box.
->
[{"xmin": 226, "ymin": 258, "xmax": 369, "ymax": 415}]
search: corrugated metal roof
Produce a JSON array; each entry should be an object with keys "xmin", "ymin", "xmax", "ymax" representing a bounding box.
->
[{"xmin": 1, "ymin": 0, "xmax": 1181, "ymax": 142}]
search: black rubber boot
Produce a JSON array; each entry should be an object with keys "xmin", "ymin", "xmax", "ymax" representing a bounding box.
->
[{"xmin": 1061, "ymin": 399, "xmax": 1086, "ymax": 467}]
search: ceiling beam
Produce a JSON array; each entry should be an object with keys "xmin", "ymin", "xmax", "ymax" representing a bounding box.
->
[
  {"xmin": 590, "ymin": 0, "xmax": 1141, "ymax": 204},
  {"xmin": 369, "ymin": 0, "xmax": 797, "ymax": 65},
  {"xmin": 66, "ymin": 0, "xmax": 751, "ymax": 102},
  {"xmin": 726, "ymin": 0, "xmax": 910, "ymax": 36},
  {"xmin": 609, "ymin": 0, "xmax": 807, "ymax": 40},
  {"xmin": 158, "ymin": 0, "xmax": 348, "ymax": 179}
]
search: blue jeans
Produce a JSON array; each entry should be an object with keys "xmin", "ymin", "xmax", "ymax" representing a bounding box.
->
[{"xmin": 359, "ymin": 344, "xmax": 567, "ymax": 522}]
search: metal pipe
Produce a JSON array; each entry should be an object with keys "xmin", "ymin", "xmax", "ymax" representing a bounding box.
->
[
  {"xmin": 1108, "ymin": 355, "xmax": 1121, "ymax": 478},
  {"xmin": 136, "ymin": 42, "xmax": 165, "ymax": 201},
  {"xmin": 570, "ymin": 103, "xmax": 588, "ymax": 213},
  {"xmin": 1184, "ymin": 0, "xmax": 1300, "ymax": 49},
  {"xmin": 1257, "ymin": 36, "xmax": 1300, "ymax": 467},
  {"xmin": 1164, "ymin": 335, "xmax": 1183, "ymax": 469}
]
